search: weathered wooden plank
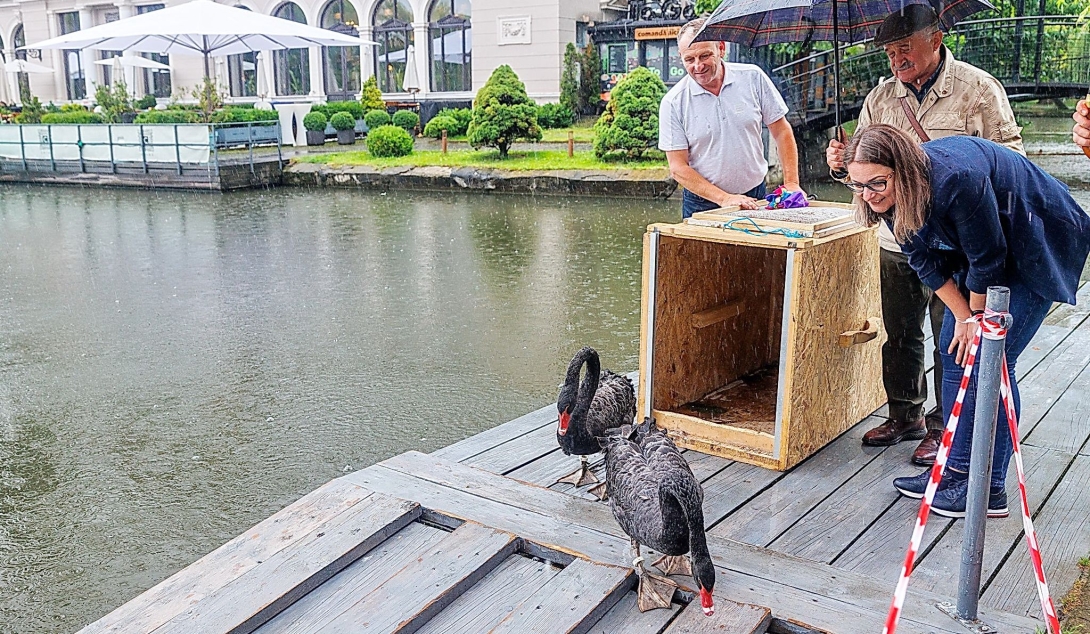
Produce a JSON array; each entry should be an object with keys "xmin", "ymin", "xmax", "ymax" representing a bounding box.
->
[
  {"xmin": 982, "ymin": 455, "xmax": 1090, "ymax": 618},
  {"xmin": 316, "ymin": 522, "xmax": 518, "ymax": 633},
  {"xmin": 414, "ymin": 554, "xmax": 562, "ymax": 634},
  {"xmin": 489, "ymin": 558, "xmax": 633, "ymax": 634},
  {"xmin": 1022, "ymin": 356, "xmax": 1090, "ymax": 455},
  {"xmin": 699, "ymin": 461, "xmax": 784, "ymax": 527},
  {"xmin": 663, "ymin": 599, "xmax": 771, "ymax": 634},
  {"xmin": 505, "ymin": 448, "xmax": 579, "ymax": 487},
  {"xmin": 1015, "ymin": 283, "xmax": 1090, "ymax": 376},
  {"xmin": 831, "ymin": 497, "xmax": 951, "ymax": 576},
  {"xmin": 585, "ymin": 592, "xmax": 681, "ymax": 634},
  {"xmin": 152, "ymin": 492, "xmax": 420, "ymax": 634},
  {"xmin": 433, "ymin": 403, "xmax": 557, "ymax": 463},
  {"xmin": 346, "ymin": 452, "xmax": 1041, "ymax": 633},
  {"xmin": 710, "ymin": 416, "xmax": 886, "ymax": 547},
  {"xmin": 769, "ymin": 439, "xmax": 931, "ymax": 563},
  {"xmin": 77, "ymin": 479, "xmax": 374, "ymax": 634},
  {"xmin": 255, "ymin": 522, "xmax": 449, "ymax": 634},
  {"xmin": 465, "ymin": 423, "xmax": 560, "ymax": 475},
  {"xmin": 683, "ymin": 450, "xmax": 735, "ymax": 483},
  {"xmin": 909, "ymin": 445, "xmax": 1071, "ymax": 595},
  {"xmin": 1016, "ymin": 320, "xmax": 1090, "ymax": 441}
]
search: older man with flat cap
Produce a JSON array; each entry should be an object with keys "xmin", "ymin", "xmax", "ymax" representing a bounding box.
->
[{"xmin": 827, "ymin": 4, "xmax": 1023, "ymax": 466}]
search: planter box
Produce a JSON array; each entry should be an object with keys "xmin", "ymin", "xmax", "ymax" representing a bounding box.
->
[
  {"xmin": 637, "ymin": 202, "xmax": 884, "ymax": 471},
  {"xmin": 336, "ymin": 129, "xmax": 356, "ymax": 145},
  {"xmin": 323, "ymin": 119, "xmax": 368, "ymax": 136},
  {"xmin": 306, "ymin": 130, "xmax": 326, "ymax": 146},
  {"xmin": 213, "ymin": 124, "xmax": 279, "ymax": 147}
]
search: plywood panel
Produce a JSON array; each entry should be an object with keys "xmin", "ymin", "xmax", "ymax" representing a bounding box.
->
[{"xmin": 783, "ymin": 229, "xmax": 885, "ymax": 468}]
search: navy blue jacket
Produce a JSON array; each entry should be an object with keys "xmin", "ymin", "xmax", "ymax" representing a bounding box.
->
[{"xmin": 891, "ymin": 136, "xmax": 1090, "ymax": 305}]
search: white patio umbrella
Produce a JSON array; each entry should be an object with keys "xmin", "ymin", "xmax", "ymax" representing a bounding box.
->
[
  {"xmin": 402, "ymin": 44, "xmax": 421, "ymax": 94},
  {"xmin": 254, "ymin": 51, "xmax": 272, "ymax": 109},
  {"xmin": 0, "ymin": 60, "xmax": 10, "ymax": 104},
  {"xmin": 26, "ymin": 0, "xmax": 376, "ymax": 80},
  {"xmin": 93, "ymin": 55, "xmax": 170, "ymax": 71},
  {"xmin": 4, "ymin": 59, "xmax": 54, "ymax": 74}
]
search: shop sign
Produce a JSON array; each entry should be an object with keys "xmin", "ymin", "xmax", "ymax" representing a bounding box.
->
[
  {"xmin": 634, "ymin": 26, "xmax": 681, "ymax": 40},
  {"xmin": 627, "ymin": 0, "xmax": 698, "ymax": 23}
]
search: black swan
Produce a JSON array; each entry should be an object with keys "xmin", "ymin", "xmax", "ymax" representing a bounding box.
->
[
  {"xmin": 599, "ymin": 418, "xmax": 715, "ymax": 615},
  {"xmin": 555, "ymin": 346, "xmax": 636, "ymax": 499}
]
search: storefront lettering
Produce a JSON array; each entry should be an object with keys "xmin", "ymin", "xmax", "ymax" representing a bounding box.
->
[{"xmin": 627, "ymin": 0, "xmax": 697, "ymax": 23}]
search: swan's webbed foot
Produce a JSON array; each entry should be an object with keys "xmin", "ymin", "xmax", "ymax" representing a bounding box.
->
[
  {"xmin": 556, "ymin": 457, "xmax": 599, "ymax": 487},
  {"xmin": 636, "ymin": 571, "xmax": 678, "ymax": 612},
  {"xmin": 652, "ymin": 554, "xmax": 692, "ymax": 577},
  {"xmin": 587, "ymin": 481, "xmax": 608, "ymax": 500}
]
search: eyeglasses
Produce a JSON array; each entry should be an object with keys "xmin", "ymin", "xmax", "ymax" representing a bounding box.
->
[{"xmin": 844, "ymin": 175, "xmax": 892, "ymax": 194}]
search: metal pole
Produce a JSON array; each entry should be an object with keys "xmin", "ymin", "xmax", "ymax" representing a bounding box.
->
[
  {"xmin": 140, "ymin": 124, "xmax": 148, "ymax": 173},
  {"xmin": 175, "ymin": 124, "xmax": 182, "ymax": 175},
  {"xmin": 956, "ymin": 285, "xmax": 1012, "ymax": 621},
  {"xmin": 47, "ymin": 125, "xmax": 55, "ymax": 172},
  {"xmin": 18, "ymin": 125, "xmax": 26, "ymax": 172},
  {"xmin": 108, "ymin": 124, "xmax": 116, "ymax": 174}
]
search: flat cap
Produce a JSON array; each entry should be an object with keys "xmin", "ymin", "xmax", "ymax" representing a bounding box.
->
[{"xmin": 873, "ymin": 4, "xmax": 940, "ymax": 47}]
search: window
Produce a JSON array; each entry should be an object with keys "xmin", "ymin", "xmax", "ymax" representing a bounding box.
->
[
  {"xmin": 136, "ymin": 4, "xmax": 171, "ymax": 98},
  {"xmin": 640, "ymin": 39, "xmax": 684, "ymax": 86},
  {"xmin": 428, "ymin": 0, "xmax": 471, "ymax": 93},
  {"xmin": 11, "ymin": 25, "xmax": 30, "ymax": 103},
  {"xmin": 321, "ymin": 0, "xmax": 361, "ymax": 100},
  {"xmin": 58, "ymin": 12, "xmax": 85, "ymax": 100},
  {"xmin": 274, "ymin": 2, "xmax": 310, "ymax": 96},
  {"xmin": 227, "ymin": 6, "xmax": 257, "ymax": 97},
  {"xmin": 372, "ymin": 0, "xmax": 413, "ymax": 93}
]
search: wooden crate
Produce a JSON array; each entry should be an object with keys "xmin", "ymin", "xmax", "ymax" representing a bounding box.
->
[{"xmin": 637, "ymin": 202, "xmax": 885, "ymax": 470}]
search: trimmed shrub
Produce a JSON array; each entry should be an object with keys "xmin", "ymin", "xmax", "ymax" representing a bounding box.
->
[
  {"xmin": 391, "ymin": 109, "xmax": 419, "ymax": 132},
  {"xmin": 593, "ymin": 67, "xmax": 666, "ymax": 159},
  {"xmin": 536, "ymin": 103, "xmax": 575, "ymax": 129},
  {"xmin": 134, "ymin": 109, "xmax": 201, "ymax": 124},
  {"xmin": 311, "ymin": 100, "xmax": 365, "ymax": 120},
  {"xmin": 211, "ymin": 107, "xmax": 279, "ymax": 123},
  {"xmin": 330, "ymin": 111, "xmax": 356, "ymax": 131},
  {"xmin": 134, "ymin": 94, "xmax": 158, "ymax": 110},
  {"xmin": 367, "ymin": 124, "xmax": 414, "ymax": 158},
  {"xmin": 303, "ymin": 111, "xmax": 327, "ymax": 131},
  {"xmin": 361, "ymin": 76, "xmax": 384, "ymax": 111},
  {"xmin": 467, "ymin": 65, "xmax": 542, "ymax": 158},
  {"xmin": 435, "ymin": 107, "xmax": 471, "ymax": 135},
  {"xmin": 561, "ymin": 42, "xmax": 580, "ymax": 114},
  {"xmin": 41, "ymin": 111, "xmax": 104, "ymax": 124},
  {"xmin": 423, "ymin": 115, "xmax": 457, "ymax": 139},
  {"xmin": 364, "ymin": 109, "xmax": 391, "ymax": 129}
]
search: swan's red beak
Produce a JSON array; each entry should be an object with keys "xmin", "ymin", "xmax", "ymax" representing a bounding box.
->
[
  {"xmin": 558, "ymin": 410, "xmax": 571, "ymax": 435},
  {"xmin": 699, "ymin": 587, "xmax": 714, "ymax": 616}
]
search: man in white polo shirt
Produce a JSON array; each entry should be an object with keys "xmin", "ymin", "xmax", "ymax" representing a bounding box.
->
[{"xmin": 660, "ymin": 17, "xmax": 802, "ymax": 218}]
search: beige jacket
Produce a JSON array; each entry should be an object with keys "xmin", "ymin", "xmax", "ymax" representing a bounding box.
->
[{"xmin": 856, "ymin": 47, "xmax": 1024, "ymax": 251}]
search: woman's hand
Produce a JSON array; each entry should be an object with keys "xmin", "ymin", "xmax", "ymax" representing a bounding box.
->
[{"xmin": 949, "ymin": 316, "xmax": 980, "ymax": 367}]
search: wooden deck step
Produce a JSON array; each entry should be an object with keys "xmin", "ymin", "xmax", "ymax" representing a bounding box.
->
[
  {"xmin": 77, "ymin": 481, "xmax": 417, "ymax": 634},
  {"xmin": 586, "ymin": 592, "xmax": 681, "ymax": 633},
  {"xmin": 663, "ymin": 598, "xmax": 771, "ymax": 634},
  {"xmin": 489, "ymin": 558, "xmax": 632, "ymax": 633},
  {"xmin": 312, "ymin": 522, "xmax": 518, "ymax": 632}
]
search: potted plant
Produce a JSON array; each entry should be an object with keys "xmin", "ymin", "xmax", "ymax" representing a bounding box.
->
[
  {"xmin": 330, "ymin": 111, "xmax": 356, "ymax": 145},
  {"xmin": 303, "ymin": 111, "xmax": 328, "ymax": 146}
]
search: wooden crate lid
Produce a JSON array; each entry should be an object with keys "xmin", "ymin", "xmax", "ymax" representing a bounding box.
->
[{"xmin": 656, "ymin": 201, "xmax": 870, "ymax": 249}]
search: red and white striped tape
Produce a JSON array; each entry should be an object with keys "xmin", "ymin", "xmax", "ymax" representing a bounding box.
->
[{"xmin": 883, "ymin": 309, "xmax": 1059, "ymax": 634}]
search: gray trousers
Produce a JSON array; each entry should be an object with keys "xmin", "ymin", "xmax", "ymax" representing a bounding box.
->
[{"xmin": 880, "ymin": 248, "xmax": 946, "ymax": 430}]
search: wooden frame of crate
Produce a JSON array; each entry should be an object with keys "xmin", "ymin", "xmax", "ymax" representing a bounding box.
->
[{"xmin": 637, "ymin": 202, "xmax": 886, "ymax": 470}]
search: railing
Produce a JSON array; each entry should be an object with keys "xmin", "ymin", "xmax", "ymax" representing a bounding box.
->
[
  {"xmin": 756, "ymin": 15, "xmax": 1090, "ymax": 130},
  {"xmin": 0, "ymin": 120, "xmax": 282, "ymax": 178}
]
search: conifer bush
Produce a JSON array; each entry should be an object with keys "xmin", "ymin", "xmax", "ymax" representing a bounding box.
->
[
  {"xmin": 367, "ymin": 124, "xmax": 414, "ymax": 158},
  {"xmin": 593, "ymin": 67, "xmax": 666, "ymax": 159},
  {"xmin": 467, "ymin": 65, "xmax": 542, "ymax": 158},
  {"xmin": 423, "ymin": 115, "xmax": 457, "ymax": 138},
  {"xmin": 360, "ymin": 76, "xmax": 384, "ymax": 111}
]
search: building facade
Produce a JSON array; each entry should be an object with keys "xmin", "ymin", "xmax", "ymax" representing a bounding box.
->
[{"xmin": 0, "ymin": 0, "xmax": 611, "ymax": 106}]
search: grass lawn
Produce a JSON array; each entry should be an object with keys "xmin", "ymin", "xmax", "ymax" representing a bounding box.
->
[{"xmin": 295, "ymin": 148, "xmax": 666, "ymax": 171}]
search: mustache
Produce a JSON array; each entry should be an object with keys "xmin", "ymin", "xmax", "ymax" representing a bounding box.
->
[{"xmin": 894, "ymin": 62, "xmax": 914, "ymax": 71}]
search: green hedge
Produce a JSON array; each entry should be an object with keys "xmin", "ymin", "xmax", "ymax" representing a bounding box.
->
[
  {"xmin": 537, "ymin": 103, "xmax": 575, "ymax": 129},
  {"xmin": 364, "ymin": 109, "xmax": 391, "ymax": 129},
  {"xmin": 392, "ymin": 110, "xmax": 419, "ymax": 132},
  {"xmin": 134, "ymin": 94, "xmax": 158, "ymax": 110},
  {"xmin": 367, "ymin": 124, "xmax": 414, "ymax": 158},
  {"xmin": 211, "ymin": 107, "xmax": 279, "ymax": 124},
  {"xmin": 423, "ymin": 115, "xmax": 457, "ymax": 139},
  {"xmin": 134, "ymin": 110, "xmax": 202, "ymax": 124},
  {"xmin": 310, "ymin": 101, "xmax": 365, "ymax": 120},
  {"xmin": 41, "ymin": 111, "xmax": 104, "ymax": 124},
  {"xmin": 435, "ymin": 107, "xmax": 471, "ymax": 135}
]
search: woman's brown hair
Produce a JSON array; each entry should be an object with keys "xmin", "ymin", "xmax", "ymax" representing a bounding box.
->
[{"xmin": 842, "ymin": 124, "xmax": 931, "ymax": 242}]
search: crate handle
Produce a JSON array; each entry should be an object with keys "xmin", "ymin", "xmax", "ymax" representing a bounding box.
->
[
  {"xmin": 692, "ymin": 299, "xmax": 745, "ymax": 329},
  {"xmin": 839, "ymin": 318, "xmax": 880, "ymax": 348}
]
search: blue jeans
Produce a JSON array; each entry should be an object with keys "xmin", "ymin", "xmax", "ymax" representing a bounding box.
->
[
  {"xmin": 681, "ymin": 183, "xmax": 767, "ymax": 219},
  {"xmin": 939, "ymin": 276, "xmax": 1052, "ymax": 488}
]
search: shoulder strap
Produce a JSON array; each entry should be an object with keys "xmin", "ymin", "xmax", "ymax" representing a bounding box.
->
[{"xmin": 898, "ymin": 96, "xmax": 931, "ymax": 142}]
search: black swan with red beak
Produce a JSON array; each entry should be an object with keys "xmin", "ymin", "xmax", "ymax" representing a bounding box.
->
[
  {"xmin": 555, "ymin": 346, "xmax": 635, "ymax": 498},
  {"xmin": 599, "ymin": 418, "xmax": 715, "ymax": 615}
]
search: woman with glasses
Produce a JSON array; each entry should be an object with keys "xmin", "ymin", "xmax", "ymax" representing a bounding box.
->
[{"xmin": 843, "ymin": 124, "xmax": 1090, "ymax": 519}]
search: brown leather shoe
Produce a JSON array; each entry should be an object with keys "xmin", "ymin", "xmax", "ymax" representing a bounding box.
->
[
  {"xmin": 862, "ymin": 418, "xmax": 926, "ymax": 446},
  {"xmin": 912, "ymin": 429, "xmax": 943, "ymax": 466}
]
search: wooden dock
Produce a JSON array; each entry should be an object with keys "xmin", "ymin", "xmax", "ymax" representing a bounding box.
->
[{"xmin": 76, "ymin": 284, "xmax": 1090, "ymax": 634}]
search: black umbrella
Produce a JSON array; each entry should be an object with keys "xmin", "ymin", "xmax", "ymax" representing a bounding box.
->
[{"xmin": 694, "ymin": 0, "xmax": 995, "ymax": 132}]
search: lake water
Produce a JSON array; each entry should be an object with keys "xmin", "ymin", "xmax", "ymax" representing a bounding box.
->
[{"xmin": 1, "ymin": 116, "xmax": 1088, "ymax": 633}]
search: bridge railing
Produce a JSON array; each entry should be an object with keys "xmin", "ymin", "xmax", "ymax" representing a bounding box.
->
[{"xmin": 761, "ymin": 14, "xmax": 1090, "ymax": 131}]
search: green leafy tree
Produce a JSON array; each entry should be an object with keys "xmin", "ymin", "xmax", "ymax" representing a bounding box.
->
[
  {"xmin": 94, "ymin": 81, "xmax": 135, "ymax": 123},
  {"xmin": 560, "ymin": 42, "xmax": 581, "ymax": 113},
  {"xmin": 467, "ymin": 65, "xmax": 542, "ymax": 158},
  {"xmin": 190, "ymin": 77, "xmax": 225, "ymax": 123},
  {"xmin": 360, "ymin": 76, "xmax": 384, "ymax": 111},
  {"xmin": 694, "ymin": 0, "xmax": 722, "ymax": 14},
  {"xmin": 593, "ymin": 67, "xmax": 667, "ymax": 159},
  {"xmin": 579, "ymin": 39, "xmax": 602, "ymax": 115}
]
